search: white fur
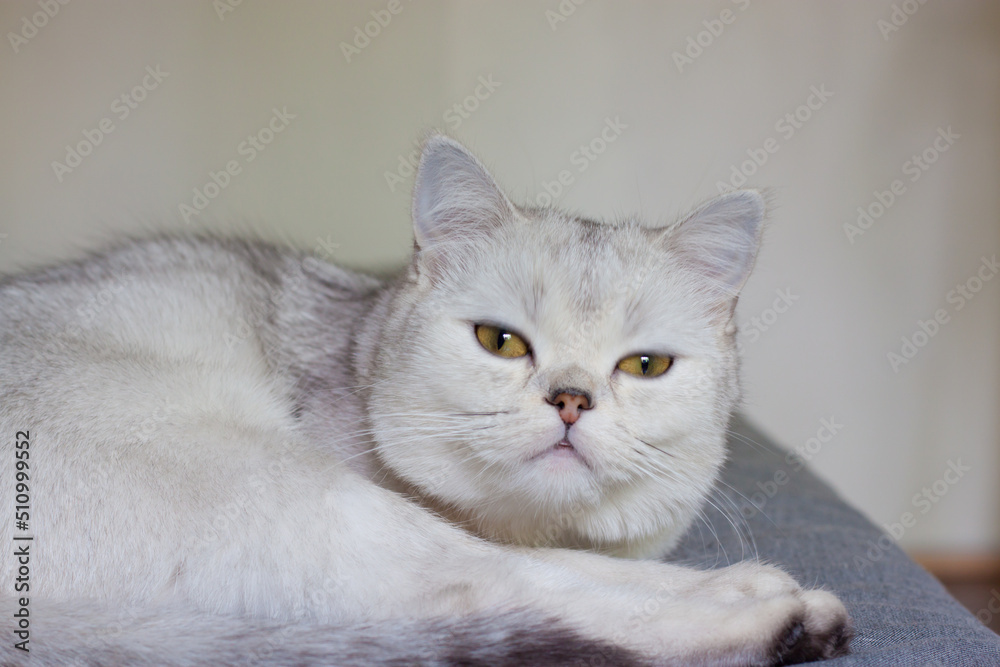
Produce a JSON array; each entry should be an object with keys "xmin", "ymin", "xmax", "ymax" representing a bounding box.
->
[
  {"xmin": 366, "ymin": 136, "xmax": 760, "ymax": 557},
  {"xmin": 0, "ymin": 136, "xmax": 848, "ymax": 665}
]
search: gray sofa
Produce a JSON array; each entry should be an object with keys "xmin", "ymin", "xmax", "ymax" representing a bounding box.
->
[{"xmin": 672, "ymin": 415, "xmax": 1000, "ymax": 665}]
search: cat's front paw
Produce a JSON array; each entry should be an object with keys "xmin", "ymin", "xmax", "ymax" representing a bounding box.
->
[
  {"xmin": 593, "ymin": 560, "xmax": 850, "ymax": 665},
  {"xmin": 771, "ymin": 588, "xmax": 851, "ymax": 664},
  {"xmin": 687, "ymin": 562, "xmax": 852, "ymax": 665}
]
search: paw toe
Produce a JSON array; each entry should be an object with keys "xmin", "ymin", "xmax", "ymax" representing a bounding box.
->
[{"xmin": 771, "ymin": 590, "xmax": 852, "ymax": 664}]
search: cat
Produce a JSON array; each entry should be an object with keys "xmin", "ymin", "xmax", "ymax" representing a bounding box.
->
[{"xmin": 0, "ymin": 135, "xmax": 850, "ymax": 665}]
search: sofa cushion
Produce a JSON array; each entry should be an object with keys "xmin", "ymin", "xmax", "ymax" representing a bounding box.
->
[{"xmin": 670, "ymin": 414, "xmax": 1000, "ymax": 665}]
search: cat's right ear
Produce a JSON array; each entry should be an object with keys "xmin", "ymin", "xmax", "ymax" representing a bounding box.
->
[
  {"xmin": 662, "ymin": 189, "xmax": 767, "ymax": 308},
  {"xmin": 411, "ymin": 135, "xmax": 515, "ymax": 275}
]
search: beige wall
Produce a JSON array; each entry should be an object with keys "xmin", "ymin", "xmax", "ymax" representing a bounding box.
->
[{"xmin": 2, "ymin": 0, "xmax": 998, "ymax": 553}]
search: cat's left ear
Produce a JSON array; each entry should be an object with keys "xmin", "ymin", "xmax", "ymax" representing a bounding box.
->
[
  {"xmin": 411, "ymin": 135, "xmax": 516, "ymax": 271},
  {"xmin": 663, "ymin": 189, "xmax": 766, "ymax": 305}
]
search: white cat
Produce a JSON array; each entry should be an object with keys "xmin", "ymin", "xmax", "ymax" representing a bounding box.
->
[{"xmin": 0, "ymin": 135, "xmax": 849, "ymax": 665}]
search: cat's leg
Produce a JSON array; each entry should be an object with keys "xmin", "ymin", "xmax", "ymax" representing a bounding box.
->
[
  {"xmin": 521, "ymin": 547, "xmax": 851, "ymax": 663},
  {"xmin": 175, "ymin": 452, "xmax": 849, "ymax": 665}
]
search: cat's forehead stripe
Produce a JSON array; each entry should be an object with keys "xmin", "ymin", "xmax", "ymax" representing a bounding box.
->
[{"xmin": 507, "ymin": 218, "xmax": 654, "ymax": 328}]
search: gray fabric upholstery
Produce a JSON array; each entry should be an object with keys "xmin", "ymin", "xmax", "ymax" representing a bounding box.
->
[{"xmin": 671, "ymin": 415, "xmax": 1000, "ymax": 665}]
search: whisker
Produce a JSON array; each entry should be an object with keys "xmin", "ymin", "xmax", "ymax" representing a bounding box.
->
[
  {"xmin": 708, "ymin": 484, "xmax": 760, "ymax": 564},
  {"xmin": 725, "ymin": 427, "xmax": 778, "ymax": 457},
  {"xmin": 636, "ymin": 437, "xmax": 676, "ymax": 459}
]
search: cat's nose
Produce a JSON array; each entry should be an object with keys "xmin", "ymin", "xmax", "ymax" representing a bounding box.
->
[{"xmin": 546, "ymin": 389, "xmax": 593, "ymax": 425}]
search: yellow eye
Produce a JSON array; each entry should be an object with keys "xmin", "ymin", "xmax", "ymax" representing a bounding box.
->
[
  {"xmin": 475, "ymin": 324, "xmax": 529, "ymax": 359},
  {"xmin": 617, "ymin": 354, "xmax": 672, "ymax": 378}
]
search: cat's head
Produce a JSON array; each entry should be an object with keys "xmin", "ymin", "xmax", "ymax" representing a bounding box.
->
[{"xmin": 365, "ymin": 135, "xmax": 764, "ymax": 557}]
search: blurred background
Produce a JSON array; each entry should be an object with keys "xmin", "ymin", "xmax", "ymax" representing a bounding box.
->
[{"xmin": 2, "ymin": 0, "xmax": 998, "ymax": 615}]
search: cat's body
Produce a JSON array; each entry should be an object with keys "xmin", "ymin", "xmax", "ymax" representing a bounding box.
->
[{"xmin": 0, "ymin": 136, "xmax": 849, "ymax": 665}]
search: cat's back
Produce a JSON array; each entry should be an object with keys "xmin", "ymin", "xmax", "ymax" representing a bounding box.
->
[
  {"xmin": 1, "ymin": 234, "xmax": 368, "ymax": 358},
  {"xmin": 4, "ymin": 236, "xmax": 289, "ymax": 346},
  {"xmin": 0, "ymin": 235, "xmax": 377, "ymax": 441}
]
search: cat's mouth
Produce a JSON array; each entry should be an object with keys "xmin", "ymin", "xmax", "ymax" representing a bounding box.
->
[{"xmin": 527, "ymin": 437, "xmax": 591, "ymax": 470}]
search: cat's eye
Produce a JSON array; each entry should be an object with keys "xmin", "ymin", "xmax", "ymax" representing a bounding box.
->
[
  {"xmin": 617, "ymin": 354, "xmax": 672, "ymax": 378},
  {"xmin": 475, "ymin": 324, "xmax": 529, "ymax": 359}
]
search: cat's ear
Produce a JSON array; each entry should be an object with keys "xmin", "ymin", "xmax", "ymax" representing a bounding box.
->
[
  {"xmin": 411, "ymin": 135, "xmax": 515, "ymax": 263},
  {"xmin": 664, "ymin": 189, "xmax": 766, "ymax": 302}
]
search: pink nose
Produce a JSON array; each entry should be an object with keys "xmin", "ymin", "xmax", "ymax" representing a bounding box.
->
[{"xmin": 548, "ymin": 391, "xmax": 591, "ymax": 425}]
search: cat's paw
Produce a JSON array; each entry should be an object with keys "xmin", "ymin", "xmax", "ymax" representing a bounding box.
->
[
  {"xmin": 597, "ymin": 560, "xmax": 851, "ymax": 665},
  {"xmin": 771, "ymin": 589, "xmax": 852, "ymax": 665},
  {"xmin": 678, "ymin": 562, "xmax": 852, "ymax": 665}
]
